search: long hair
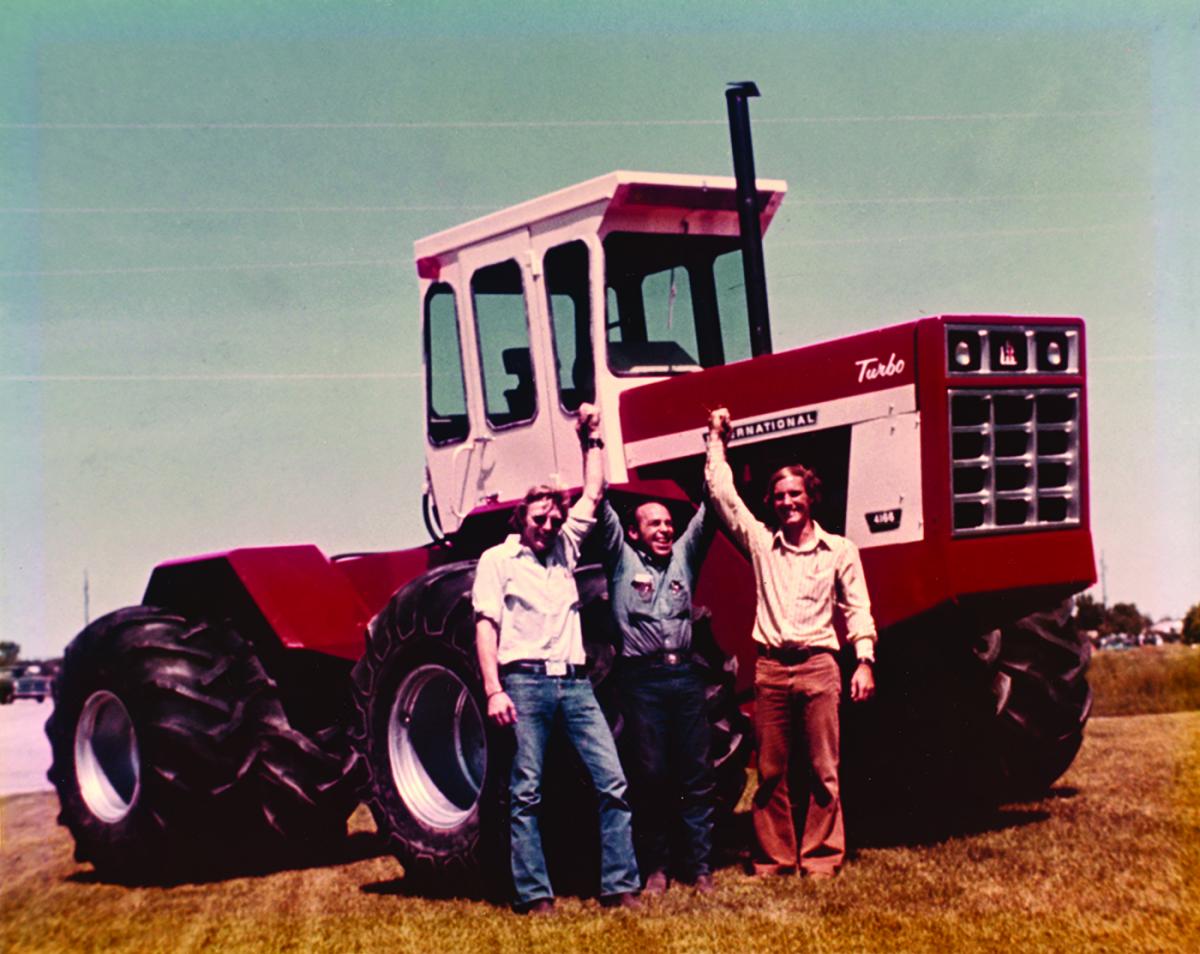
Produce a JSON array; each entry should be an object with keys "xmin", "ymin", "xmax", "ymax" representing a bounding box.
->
[
  {"xmin": 762, "ymin": 464, "xmax": 822, "ymax": 523},
  {"xmin": 509, "ymin": 484, "xmax": 570, "ymax": 532}
]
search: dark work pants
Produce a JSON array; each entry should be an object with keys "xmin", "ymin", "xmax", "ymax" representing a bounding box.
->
[{"xmin": 620, "ymin": 660, "xmax": 715, "ymax": 880}]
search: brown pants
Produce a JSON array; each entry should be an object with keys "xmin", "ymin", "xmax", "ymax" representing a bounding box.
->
[{"xmin": 752, "ymin": 652, "xmax": 844, "ymax": 875}]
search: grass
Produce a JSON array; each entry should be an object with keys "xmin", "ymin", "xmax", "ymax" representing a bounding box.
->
[
  {"xmin": 1089, "ymin": 643, "xmax": 1200, "ymax": 717},
  {"xmin": 3, "ymin": 710, "xmax": 1198, "ymax": 954}
]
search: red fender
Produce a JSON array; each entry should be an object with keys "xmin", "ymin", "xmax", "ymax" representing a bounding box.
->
[{"xmin": 144, "ymin": 544, "xmax": 433, "ymax": 661}]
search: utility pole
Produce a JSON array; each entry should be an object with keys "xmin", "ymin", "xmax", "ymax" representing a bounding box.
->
[{"xmin": 1099, "ymin": 551, "xmax": 1108, "ymax": 607}]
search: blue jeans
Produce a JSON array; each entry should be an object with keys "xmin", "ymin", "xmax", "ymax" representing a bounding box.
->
[
  {"xmin": 621, "ymin": 660, "xmax": 714, "ymax": 879},
  {"xmin": 502, "ymin": 672, "xmax": 640, "ymax": 906}
]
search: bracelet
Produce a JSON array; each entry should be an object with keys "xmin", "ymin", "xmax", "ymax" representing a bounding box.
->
[
  {"xmin": 583, "ymin": 437, "xmax": 605, "ymax": 449},
  {"xmin": 487, "ymin": 689, "xmax": 505, "ymax": 699}
]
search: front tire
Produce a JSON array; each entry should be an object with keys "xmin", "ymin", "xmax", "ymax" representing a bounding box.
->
[
  {"xmin": 843, "ymin": 599, "xmax": 1092, "ymax": 839},
  {"xmin": 351, "ymin": 562, "xmax": 501, "ymax": 894},
  {"xmin": 353, "ymin": 561, "xmax": 755, "ymax": 895},
  {"xmin": 989, "ymin": 600, "xmax": 1092, "ymax": 797}
]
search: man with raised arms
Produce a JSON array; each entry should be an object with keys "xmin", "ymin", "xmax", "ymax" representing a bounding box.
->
[
  {"xmin": 473, "ymin": 404, "xmax": 640, "ymax": 913},
  {"xmin": 704, "ymin": 406, "xmax": 877, "ymax": 879},
  {"xmin": 596, "ymin": 488, "xmax": 718, "ymax": 894}
]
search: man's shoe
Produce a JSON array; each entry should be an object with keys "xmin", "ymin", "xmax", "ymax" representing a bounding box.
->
[
  {"xmin": 805, "ymin": 869, "xmax": 837, "ymax": 881},
  {"xmin": 523, "ymin": 898, "xmax": 556, "ymax": 915},
  {"xmin": 692, "ymin": 873, "xmax": 715, "ymax": 894},
  {"xmin": 642, "ymin": 870, "xmax": 669, "ymax": 895},
  {"xmin": 600, "ymin": 892, "xmax": 641, "ymax": 910}
]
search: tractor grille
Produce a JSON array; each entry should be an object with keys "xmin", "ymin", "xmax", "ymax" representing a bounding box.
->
[{"xmin": 949, "ymin": 388, "xmax": 1081, "ymax": 535}]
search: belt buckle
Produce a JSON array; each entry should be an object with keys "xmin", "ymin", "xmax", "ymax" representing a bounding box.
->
[
  {"xmin": 663, "ymin": 652, "xmax": 681, "ymax": 666},
  {"xmin": 545, "ymin": 660, "xmax": 567, "ymax": 677}
]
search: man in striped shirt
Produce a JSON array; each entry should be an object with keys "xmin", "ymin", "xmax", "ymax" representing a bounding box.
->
[{"xmin": 705, "ymin": 407, "xmax": 877, "ymax": 879}]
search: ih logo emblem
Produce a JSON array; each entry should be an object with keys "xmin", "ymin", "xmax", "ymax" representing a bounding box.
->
[{"xmin": 866, "ymin": 508, "xmax": 902, "ymax": 533}]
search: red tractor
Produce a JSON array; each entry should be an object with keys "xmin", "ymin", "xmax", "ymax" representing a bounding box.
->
[{"xmin": 47, "ymin": 87, "xmax": 1093, "ymax": 886}]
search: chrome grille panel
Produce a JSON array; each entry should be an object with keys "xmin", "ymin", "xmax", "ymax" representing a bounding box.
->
[
  {"xmin": 946, "ymin": 324, "xmax": 1079, "ymax": 375},
  {"xmin": 950, "ymin": 388, "xmax": 1081, "ymax": 535}
]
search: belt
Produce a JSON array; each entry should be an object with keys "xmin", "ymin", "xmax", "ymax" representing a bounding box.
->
[
  {"xmin": 756, "ymin": 644, "xmax": 836, "ymax": 664},
  {"xmin": 499, "ymin": 660, "xmax": 589, "ymax": 678},
  {"xmin": 624, "ymin": 650, "xmax": 690, "ymax": 667}
]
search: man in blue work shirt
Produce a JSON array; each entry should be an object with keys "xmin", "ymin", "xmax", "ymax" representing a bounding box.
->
[{"xmin": 597, "ymin": 493, "xmax": 718, "ymax": 894}]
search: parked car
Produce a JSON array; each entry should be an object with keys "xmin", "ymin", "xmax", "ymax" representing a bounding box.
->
[{"xmin": 14, "ymin": 674, "xmax": 53, "ymax": 702}]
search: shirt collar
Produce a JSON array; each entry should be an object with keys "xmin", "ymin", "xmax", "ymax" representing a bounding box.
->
[
  {"xmin": 505, "ymin": 533, "xmax": 546, "ymax": 562},
  {"xmin": 772, "ymin": 520, "xmax": 832, "ymax": 554},
  {"xmin": 634, "ymin": 542, "xmax": 670, "ymax": 571}
]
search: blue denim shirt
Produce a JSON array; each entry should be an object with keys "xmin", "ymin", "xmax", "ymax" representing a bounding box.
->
[{"xmin": 598, "ymin": 499, "xmax": 715, "ymax": 658}]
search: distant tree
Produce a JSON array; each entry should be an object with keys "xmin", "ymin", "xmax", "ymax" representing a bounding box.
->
[
  {"xmin": 1074, "ymin": 593, "xmax": 1105, "ymax": 631},
  {"xmin": 1104, "ymin": 602, "xmax": 1149, "ymax": 637},
  {"xmin": 1183, "ymin": 604, "xmax": 1200, "ymax": 646},
  {"xmin": 0, "ymin": 641, "xmax": 19, "ymax": 667}
]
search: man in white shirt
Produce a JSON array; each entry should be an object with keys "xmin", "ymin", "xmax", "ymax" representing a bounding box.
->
[
  {"xmin": 705, "ymin": 407, "xmax": 876, "ymax": 879},
  {"xmin": 474, "ymin": 405, "xmax": 640, "ymax": 913}
]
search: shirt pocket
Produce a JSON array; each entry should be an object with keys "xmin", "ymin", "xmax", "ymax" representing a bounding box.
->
[
  {"xmin": 795, "ymin": 560, "xmax": 835, "ymax": 603},
  {"xmin": 666, "ymin": 577, "xmax": 691, "ymax": 615}
]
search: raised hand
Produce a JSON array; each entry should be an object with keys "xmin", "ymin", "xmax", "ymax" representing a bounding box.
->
[{"xmin": 707, "ymin": 406, "xmax": 732, "ymax": 443}]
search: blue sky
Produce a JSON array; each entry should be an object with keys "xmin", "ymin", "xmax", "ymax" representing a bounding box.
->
[{"xmin": 2, "ymin": 1, "xmax": 1197, "ymax": 657}]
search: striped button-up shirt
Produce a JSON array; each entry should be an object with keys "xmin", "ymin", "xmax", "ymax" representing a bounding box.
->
[{"xmin": 705, "ymin": 441, "xmax": 877, "ymax": 660}]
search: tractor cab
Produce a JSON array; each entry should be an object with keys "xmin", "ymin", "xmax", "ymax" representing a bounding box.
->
[{"xmin": 414, "ymin": 171, "xmax": 786, "ymax": 534}]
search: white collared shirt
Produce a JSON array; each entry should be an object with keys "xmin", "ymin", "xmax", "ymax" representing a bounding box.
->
[
  {"xmin": 705, "ymin": 443, "xmax": 877, "ymax": 659},
  {"xmin": 472, "ymin": 507, "xmax": 594, "ymax": 666}
]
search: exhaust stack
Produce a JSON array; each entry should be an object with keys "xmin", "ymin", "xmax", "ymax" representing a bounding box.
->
[{"xmin": 725, "ymin": 81, "xmax": 772, "ymax": 357}]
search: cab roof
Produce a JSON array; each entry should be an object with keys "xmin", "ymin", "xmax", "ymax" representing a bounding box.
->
[{"xmin": 413, "ymin": 170, "xmax": 788, "ymax": 263}]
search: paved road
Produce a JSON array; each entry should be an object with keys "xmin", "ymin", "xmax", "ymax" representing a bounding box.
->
[{"xmin": 0, "ymin": 699, "xmax": 55, "ymax": 796}]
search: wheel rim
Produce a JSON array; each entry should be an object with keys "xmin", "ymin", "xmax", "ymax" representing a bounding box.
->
[
  {"xmin": 387, "ymin": 664, "xmax": 486, "ymax": 831},
  {"xmin": 74, "ymin": 690, "xmax": 140, "ymax": 823}
]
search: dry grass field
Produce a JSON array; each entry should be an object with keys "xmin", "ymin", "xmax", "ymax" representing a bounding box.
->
[
  {"xmin": 3, "ymin": 708, "xmax": 1198, "ymax": 954},
  {"xmin": 1090, "ymin": 643, "xmax": 1200, "ymax": 717}
]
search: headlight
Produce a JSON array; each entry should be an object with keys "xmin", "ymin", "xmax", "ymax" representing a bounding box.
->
[{"xmin": 947, "ymin": 324, "xmax": 1077, "ymax": 375}]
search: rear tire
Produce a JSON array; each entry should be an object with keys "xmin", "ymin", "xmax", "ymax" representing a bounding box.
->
[{"xmin": 47, "ymin": 607, "xmax": 357, "ymax": 882}]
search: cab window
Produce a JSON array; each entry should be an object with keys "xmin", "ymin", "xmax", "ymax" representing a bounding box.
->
[
  {"xmin": 424, "ymin": 283, "xmax": 468, "ymax": 445},
  {"xmin": 604, "ymin": 232, "xmax": 750, "ymax": 375},
  {"xmin": 472, "ymin": 259, "xmax": 536, "ymax": 429},
  {"xmin": 544, "ymin": 241, "xmax": 595, "ymax": 411}
]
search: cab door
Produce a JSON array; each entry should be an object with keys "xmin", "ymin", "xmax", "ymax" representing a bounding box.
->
[
  {"xmin": 422, "ymin": 259, "xmax": 483, "ymax": 534},
  {"xmin": 528, "ymin": 224, "xmax": 602, "ymax": 492},
  {"xmin": 453, "ymin": 229, "xmax": 561, "ymax": 511}
]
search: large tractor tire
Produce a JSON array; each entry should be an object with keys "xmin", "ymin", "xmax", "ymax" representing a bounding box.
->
[
  {"xmin": 688, "ymin": 610, "xmax": 754, "ymax": 815},
  {"xmin": 843, "ymin": 599, "xmax": 1091, "ymax": 840},
  {"xmin": 985, "ymin": 600, "xmax": 1092, "ymax": 798},
  {"xmin": 47, "ymin": 607, "xmax": 357, "ymax": 882},
  {"xmin": 576, "ymin": 570, "xmax": 751, "ymax": 818},
  {"xmin": 350, "ymin": 561, "xmax": 499, "ymax": 895},
  {"xmin": 352, "ymin": 561, "xmax": 752, "ymax": 896}
]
